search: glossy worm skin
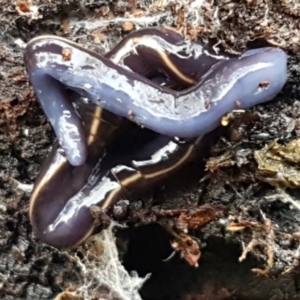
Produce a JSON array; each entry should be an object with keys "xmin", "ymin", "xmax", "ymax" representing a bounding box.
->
[
  {"xmin": 106, "ymin": 27, "xmax": 232, "ymax": 86},
  {"xmin": 30, "ymin": 109, "xmax": 204, "ymax": 248},
  {"xmin": 24, "ymin": 28, "xmax": 287, "ymax": 166},
  {"xmin": 27, "ymin": 27, "xmax": 287, "ymax": 248},
  {"xmin": 29, "ymin": 28, "xmax": 208, "ymax": 248}
]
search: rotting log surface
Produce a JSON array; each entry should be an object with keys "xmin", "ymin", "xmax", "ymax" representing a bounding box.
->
[{"xmin": 1, "ymin": 1, "xmax": 300, "ymax": 299}]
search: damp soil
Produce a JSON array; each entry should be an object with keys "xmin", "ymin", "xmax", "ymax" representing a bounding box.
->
[{"xmin": 1, "ymin": 1, "xmax": 300, "ymax": 299}]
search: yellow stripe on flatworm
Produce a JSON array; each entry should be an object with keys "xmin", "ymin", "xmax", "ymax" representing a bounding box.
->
[
  {"xmin": 73, "ymin": 224, "xmax": 96, "ymax": 248},
  {"xmin": 110, "ymin": 35, "xmax": 196, "ymax": 86},
  {"xmin": 87, "ymin": 106, "xmax": 103, "ymax": 145},
  {"xmin": 144, "ymin": 136, "xmax": 202, "ymax": 179},
  {"xmin": 101, "ymin": 136, "xmax": 202, "ymax": 209},
  {"xmin": 29, "ymin": 154, "xmax": 66, "ymax": 218},
  {"xmin": 75, "ymin": 172, "xmax": 143, "ymax": 245},
  {"xmin": 156, "ymin": 50, "xmax": 196, "ymax": 85},
  {"xmin": 29, "ymin": 107, "xmax": 103, "ymax": 218},
  {"xmin": 130, "ymin": 36, "xmax": 196, "ymax": 85},
  {"xmin": 101, "ymin": 173, "xmax": 143, "ymax": 209}
]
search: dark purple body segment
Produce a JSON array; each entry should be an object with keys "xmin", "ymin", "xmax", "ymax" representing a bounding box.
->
[
  {"xmin": 29, "ymin": 101, "xmax": 122, "ymax": 248},
  {"xmin": 106, "ymin": 27, "xmax": 232, "ymax": 85},
  {"xmin": 30, "ymin": 120, "xmax": 202, "ymax": 248},
  {"xmin": 24, "ymin": 28, "xmax": 287, "ymax": 166},
  {"xmin": 28, "ymin": 29, "xmax": 206, "ymax": 248}
]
